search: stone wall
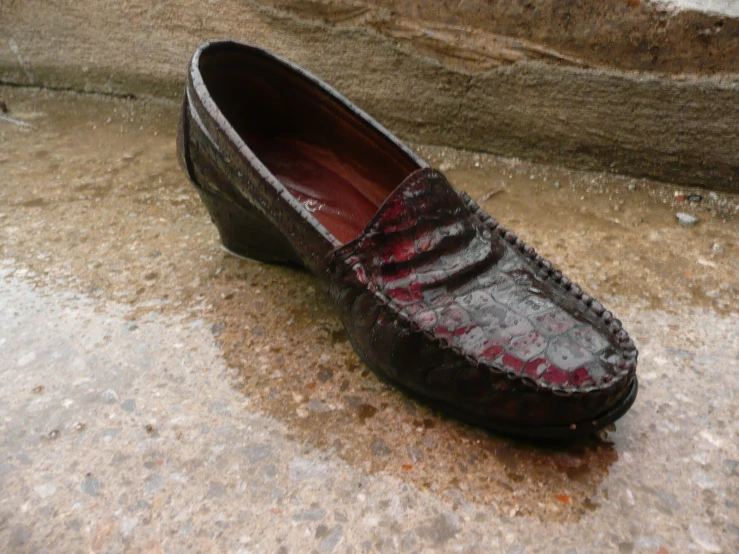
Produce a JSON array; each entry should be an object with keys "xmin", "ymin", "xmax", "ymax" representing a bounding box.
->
[{"xmin": 1, "ymin": 0, "xmax": 738, "ymax": 192}]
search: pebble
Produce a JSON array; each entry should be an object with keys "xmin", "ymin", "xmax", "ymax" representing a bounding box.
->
[
  {"xmin": 79, "ymin": 475, "xmax": 102, "ymax": 496},
  {"xmin": 9, "ymin": 525, "xmax": 31, "ymax": 549},
  {"xmin": 628, "ymin": 183, "xmax": 636, "ymax": 191},
  {"xmin": 306, "ymin": 398, "xmax": 332, "ymax": 413},
  {"xmin": 676, "ymin": 212, "xmax": 698, "ymax": 227},
  {"xmin": 417, "ymin": 512, "xmax": 461, "ymax": 545},
  {"xmin": 406, "ymin": 444, "xmax": 424, "ymax": 463},
  {"xmin": 317, "ymin": 368, "xmax": 334, "ymax": 382},
  {"xmin": 288, "ymin": 457, "xmax": 331, "ymax": 481},
  {"xmin": 207, "ymin": 480, "xmax": 227, "ymax": 498},
  {"xmin": 316, "ymin": 524, "xmax": 343, "ymax": 553},
  {"xmin": 294, "ymin": 507, "xmax": 327, "ymax": 521},
  {"xmin": 370, "ymin": 438, "xmax": 392, "ymax": 457},
  {"xmin": 100, "ymin": 389, "xmax": 119, "ymax": 403},
  {"xmin": 17, "ymin": 352, "xmax": 37, "ymax": 367},
  {"xmin": 101, "ymin": 428, "xmax": 120, "ymax": 442},
  {"xmin": 689, "ymin": 524, "xmax": 721, "ymax": 553},
  {"xmin": 711, "ymin": 243, "xmax": 723, "ymax": 254},
  {"xmin": 245, "ymin": 443, "xmax": 271, "ymax": 464},
  {"xmin": 34, "ymin": 483, "xmax": 57, "ymax": 499},
  {"xmin": 119, "ymin": 515, "xmax": 138, "ymax": 537},
  {"xmin": 692, "ymin": 469, "xmax": 716, "ymax": 490},
  {"xmin": 553, "ymin": 182, "xmax": 560, "ymax": 189},
  {"xmin": 401, "ymin": 531, "xmax": 417, "ymax": 551}
]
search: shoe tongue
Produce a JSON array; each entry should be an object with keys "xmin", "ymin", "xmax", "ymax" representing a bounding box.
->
[{"xmin": 359, "ymin": 167, "xmax": 471, "ymax": 238}]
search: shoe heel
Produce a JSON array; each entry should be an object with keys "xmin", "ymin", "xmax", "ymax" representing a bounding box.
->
[
  {"xmin": 178, "ymin": 95, "xmax": 302, "ymax": 266},
  {"xmin": 197, "ymin": 185, "xmax": 303, "ymax": 266}
]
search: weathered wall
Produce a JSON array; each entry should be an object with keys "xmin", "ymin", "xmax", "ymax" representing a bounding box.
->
[
  {"xmin": 1, "ymin": 0, "xmax": 738, "ymax": 192},
  {"xmin": 265, "ymin": 0, "xmax": 739, "ymax": 75},
  {"xmin": 658, "ymin": 0, "xmax": 739, "ymax": 18}
]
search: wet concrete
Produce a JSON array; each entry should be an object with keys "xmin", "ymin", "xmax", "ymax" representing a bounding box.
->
[{"xmin": 0, "ymin": 87, "xmax": 738, "ymax": 552}]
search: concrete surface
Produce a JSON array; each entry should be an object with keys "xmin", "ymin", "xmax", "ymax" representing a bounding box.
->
[
  {"xmin": 659, "ymin": 0, "xmax": 739, "ymax": 17},
  {"xmin": 1, "ymin": 87, "xmax": 738, "ymax": 553},
  {"xmin": 2, "ymin": 0, "xmax": 739, "ymax": 192}
]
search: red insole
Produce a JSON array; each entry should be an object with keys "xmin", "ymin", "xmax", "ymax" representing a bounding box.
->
[
  {"xmin": 201, "ymin": 52, "xmax": 421, "ymax": 245},
  {"xmin": 247, "ymin": 133, "xmax": 390, "ymax": 244}
]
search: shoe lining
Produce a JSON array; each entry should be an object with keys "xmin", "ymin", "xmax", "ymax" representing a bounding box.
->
[{"xmin": 200, "ymin": 48, "xmax": 421, "ymax": 244}]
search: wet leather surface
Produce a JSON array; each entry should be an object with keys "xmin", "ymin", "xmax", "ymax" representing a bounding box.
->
[
  {"xmin": 180, "ymin": 40, "xmax": 638, "ymax": 434},
  {"xmin": 333, "ymin": 168, "xmax": 629, "ymax": 390},
  {"xmin": 329, "ymin": 168, "xmax": 635, "ymax": 427}
]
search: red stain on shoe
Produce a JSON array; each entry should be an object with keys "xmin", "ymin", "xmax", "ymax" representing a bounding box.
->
[
  {"xmin": 570, "ymin": 367, "xmax": 594, "ymax": 387},
  {"xmin": 479, "ymin": 343, "xmax": 504, "ymax": 360},
  {"xmin": 501, "ymin": 354, "xmax": 524, "ymax": 372}
]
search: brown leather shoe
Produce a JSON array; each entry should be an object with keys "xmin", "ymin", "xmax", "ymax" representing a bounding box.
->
[{"xmin": 177, "ymin": 40, "xmax": 637, "ymax": 439}]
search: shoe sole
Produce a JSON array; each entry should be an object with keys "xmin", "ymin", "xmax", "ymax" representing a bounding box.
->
[{"xmin": 346, "ymin": 330, "xmax": 639, "ymax": 440}]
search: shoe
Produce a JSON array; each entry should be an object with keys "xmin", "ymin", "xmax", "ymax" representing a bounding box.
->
[{"xmin": 176, "ymin": 40, "xmax": 638, "ymax": 439}]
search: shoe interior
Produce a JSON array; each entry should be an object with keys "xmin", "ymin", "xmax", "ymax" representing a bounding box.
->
[{"xmin": 199, "ymin": 46, "xmax": 422, "ymax": 244}]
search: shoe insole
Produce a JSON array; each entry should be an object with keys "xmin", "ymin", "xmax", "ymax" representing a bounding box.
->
[
  {"xmin": 248, "ymin": 132, "xmax": 397, "ymax": 244},
  {"xmin": 201, "ymin": 51, "xmax": 421, "ymax": 244}
]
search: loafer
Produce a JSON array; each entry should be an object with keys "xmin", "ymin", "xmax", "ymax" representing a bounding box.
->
[{"xmin": 176, "ymin": 40, "xmax": 638, "ymax": 439}]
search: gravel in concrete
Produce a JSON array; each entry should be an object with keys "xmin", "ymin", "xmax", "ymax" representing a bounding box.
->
[{"xmin": 0, "ymin": 87, "xmax": 737, "ymax": 553}]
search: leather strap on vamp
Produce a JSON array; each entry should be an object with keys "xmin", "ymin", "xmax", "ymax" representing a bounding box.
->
[{"xmin": 331, "ymin": 168, "xmax": 633, "ymax": 395}]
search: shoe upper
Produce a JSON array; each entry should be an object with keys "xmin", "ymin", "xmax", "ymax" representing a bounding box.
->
[
  {"xmin": 330, "ymin": 168, "xmax": 637, "ymax": 396},
  {"xmin": 181, "ymin": 40, "xmax": 638, "ymax": 435}
]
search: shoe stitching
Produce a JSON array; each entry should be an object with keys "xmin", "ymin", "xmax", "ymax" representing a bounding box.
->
[{"xmin": 332, "ymin": 178, "xmax": 637, "ymax": 396}]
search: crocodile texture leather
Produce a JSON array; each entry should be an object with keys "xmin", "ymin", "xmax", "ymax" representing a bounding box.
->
[
  {"xmin": 332, "ymin": 168, "xmax": 633, "ymax": 393},
  {"xmin": 327, "ymin": 168, "xmax": 636, "ymax": 428},
  {"xmin": 178, "ymin": 40, "xmax": 638, "ymax": 438}
]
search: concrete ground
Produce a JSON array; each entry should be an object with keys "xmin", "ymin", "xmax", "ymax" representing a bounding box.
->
[
  {"xmin": 659, "ymin": 0, "xmax": 739, "ymax": 17},
  {"xmin": 0, "ymin": 88, "xmax": 737, "ymax": 553}
]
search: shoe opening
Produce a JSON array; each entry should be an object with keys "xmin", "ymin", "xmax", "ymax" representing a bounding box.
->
[{"xmin": 199, "ymin": 44, "xmax": 422, "ymax": 244}]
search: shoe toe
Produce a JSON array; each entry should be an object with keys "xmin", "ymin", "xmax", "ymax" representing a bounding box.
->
[{"xmin": 331, "ymin": 168, "xmax": 637, "ymax": 434}]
